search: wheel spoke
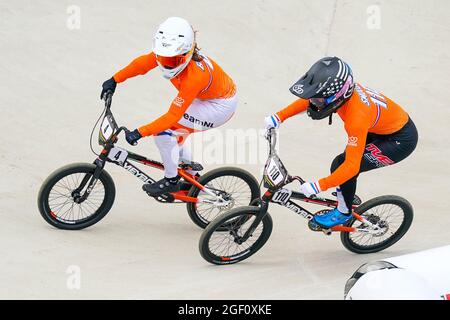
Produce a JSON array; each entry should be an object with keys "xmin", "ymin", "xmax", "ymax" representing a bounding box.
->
[
  {"xmin": 46, "ymin": 171, "xmax": 106, "ymax": 223},
  {"xmin": 193, "ymin": 174, "xmax": 255, "ymax": 225},
  {"xmin": 349, "ymin": 202, "xmax": 407, "ymax": 249},
  {"xmin": 207, "ymin": 213, "xmax": 264, "ymax": 260}
]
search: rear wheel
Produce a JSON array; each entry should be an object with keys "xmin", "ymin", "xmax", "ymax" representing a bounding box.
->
[
  {"xmin": 199, "ymin": 206, "xmax": 273, "ymax": 265},
  {"xmin": 187, "ymin": 167, "xmax": 260, "ymax": 229},
  {"xmin": 341, "ymin": 195, "xmax": 413, "ymax": 254},
  {"xmin": 37, "ymin": 163, "xmax": 115, "ymax": 230}
]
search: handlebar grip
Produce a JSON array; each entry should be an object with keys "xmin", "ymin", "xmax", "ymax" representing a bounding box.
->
[{"xmin": 103, "ymin": 92, "xmax": 113, "ymax": 108}]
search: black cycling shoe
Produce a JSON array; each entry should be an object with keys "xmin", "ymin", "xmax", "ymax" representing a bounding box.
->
[{"xmin": 143, "ymin": 177, "xmax": 180, "ymax": 196}]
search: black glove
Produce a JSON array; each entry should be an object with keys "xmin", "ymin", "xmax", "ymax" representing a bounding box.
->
[
  {"xmin": 126, "ymin": 129, "xmax": 142, "ymax": 146},
  {"xmin": 100, "ymin": 77, "xmax": 117, "ymax": 100}
]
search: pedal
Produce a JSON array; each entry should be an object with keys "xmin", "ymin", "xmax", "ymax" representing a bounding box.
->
[
  {"xmin": 308, "ymin": 220, "xmax": 322, "ymax": 232},
  {"xmin": 331, "ymin": 192, "xmax": 362, "ymax": 205},
  {"xmin": 308, "ymin": 209, "xmax": 329, "ymax": 232},
  {"xmin": 179, "ymin": 160, "xmax": 204, "ymax": 171},
  {"xmin": 150, "ymin": 192, "xmax": 175, "ymax": 203}
]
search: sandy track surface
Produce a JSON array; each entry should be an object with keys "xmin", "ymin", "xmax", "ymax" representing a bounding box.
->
[{"xmin": 1, "ymin": 0, "xmax": 449, "ymax": 299}]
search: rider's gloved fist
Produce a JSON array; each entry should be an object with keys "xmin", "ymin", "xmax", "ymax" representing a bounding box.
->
[
  {"xmin": 100, "ymin": 77, "xmax": 117, "ymax": 100},
  {"xmin": 299, "ymin": 181, "xmax": 321, "ymax": 197},
  {"xmin": 264, "ymin": 114, "xmax": 281, "ymax": 129},
  {"xmin": 126, "ymin": 129, "xmax": 142, "ymax": 145}
]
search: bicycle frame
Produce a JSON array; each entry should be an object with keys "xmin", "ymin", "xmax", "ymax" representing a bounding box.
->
[{"xmin": 238, "ymin": 129, "xmax": 379, "ymax": 242}]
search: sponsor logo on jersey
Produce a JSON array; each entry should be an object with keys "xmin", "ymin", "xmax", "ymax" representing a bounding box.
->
[
  {"xmin": 195, "ymin": 61, "xmax": 205, "ymax": 71},
  {"xmin": 347, "ymin": 136, "xmax": 358, "ymax": 147},
  {"xmin": 355, "ymin": 84, "xmax": 370, "ymax": 106},
  {"xmin": 173, "ymin": 96, "xmax": 185, "ymax": 107},
  {"xmin": 183, "ymin": 113, "xmax": 214, "ymax": 128}
]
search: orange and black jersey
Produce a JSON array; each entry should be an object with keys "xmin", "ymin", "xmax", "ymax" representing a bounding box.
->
[{"xmin": 276, "ymin": 83, "xmax": 409, "ymax": 191}]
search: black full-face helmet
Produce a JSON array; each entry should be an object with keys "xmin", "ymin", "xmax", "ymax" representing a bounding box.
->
[{"xmin": 289, "ymin": 57, "xmax": 355, "ymax": 120}]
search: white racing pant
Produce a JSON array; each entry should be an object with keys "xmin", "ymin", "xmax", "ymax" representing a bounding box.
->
[{"xmin": 154, "ymin": 94, "xmax": 237, "ymax": 178}]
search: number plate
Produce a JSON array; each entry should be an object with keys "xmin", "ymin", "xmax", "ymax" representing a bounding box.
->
[
  {"xmin": 272, "ymin": 188, "xmax": 292, "ymax": 204},
  {"xmin": 107, "ymin": 147, "xmax": 128, "ymax": 165},
  {"xmin": 266, "ymin": 158, "xmax": 285, "ymax": 186},
  {"xmin": 100, "ymin": 116, "xmax": 113, "ymax": 140}
]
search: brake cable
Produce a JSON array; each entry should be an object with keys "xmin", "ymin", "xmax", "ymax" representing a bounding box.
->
[{"xmin": 89, "ymin": 105, "xmax": 107, "ymax": 157}]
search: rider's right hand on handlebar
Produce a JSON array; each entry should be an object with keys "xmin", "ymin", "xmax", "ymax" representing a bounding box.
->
[
  {"xmin": 298, "ymin": 181, "xmax": 322, "ymax": 198},
  {"xmin": 264, "ymin": 114, "xmax": 281, "ymax": 130},
  {"xmin": 125, "ymin": 128, "xmax": 142, "ymax": 146},
  {"xmin": 100, "ymin": 77, "xmax": 117, "ymax": 100}
]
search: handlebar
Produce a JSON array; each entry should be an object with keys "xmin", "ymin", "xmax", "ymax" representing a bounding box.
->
[
  {"xmin": 101, "ymin": 94, "xmax": 135, "ymax": 145},
  {"xmin": 103, "ymin": 91, "xmax": 113, "ymax": 109},
  {"xmin": 264, "ymin": 128, "xmax": 310, "ymax": 192},
  {"xmin": 265, "ymin": 128, "xmax": 277, "ymax": 155}
]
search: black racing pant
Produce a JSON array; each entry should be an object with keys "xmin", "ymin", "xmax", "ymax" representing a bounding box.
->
[{"xmin": 331, "ymin": 117, "xmax": 418, "ymax": 211}]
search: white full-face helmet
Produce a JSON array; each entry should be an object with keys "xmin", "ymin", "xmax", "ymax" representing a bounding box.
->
[{"xmin": 152, "ymin": 17, "xmax": 195, "ymax": 79}]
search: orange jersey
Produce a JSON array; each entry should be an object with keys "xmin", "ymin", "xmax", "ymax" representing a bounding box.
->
[
  {"xmin": 113, "ymin": 52, "xmax": 236, "ymax": 136},
  {"xmin": 276, "ymin": 83, "xmax": 409, "ymax": 191}
]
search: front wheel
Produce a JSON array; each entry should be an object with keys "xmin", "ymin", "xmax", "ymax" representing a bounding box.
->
[
  {"xmin": 186, "ymin": 167, "xmax": 260, "ymax": 229},
  {"xmin": 199, "ymin": 206, "xmax": 273, "ymax": 265},
  {"xmin": 341, "ymin": 195, "xmax": 413, "ymax": 254},
  {"xmin": 37, "ymin": 162, "xmax": 116, "ymax": 230}
]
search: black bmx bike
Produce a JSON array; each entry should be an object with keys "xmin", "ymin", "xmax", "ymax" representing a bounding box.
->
[
  {"xmin": 199, "ymin": 128, "xmax": 413, "ymax": 264},
  {"xmin": 37, "ymin": 94, "xmax": 260, "ymax": 230}
]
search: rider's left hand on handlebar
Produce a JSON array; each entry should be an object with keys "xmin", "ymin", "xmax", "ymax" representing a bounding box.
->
[
  {"xmin": 264, "ymin": 114, "xmax": 281, "ymax": 130},
  {"xmin": 100, "ymin": 77, "xmax": 117, "ymax": 100},
  {"xmin": 298, "ymin": 181, "xmax": 321, "ymax": 197},
  {"xmin": 125, "ymin": 128, "xmax": 142, "ymax": 146}
]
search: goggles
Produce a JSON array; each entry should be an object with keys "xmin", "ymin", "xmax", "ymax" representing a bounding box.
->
[
  {"xmin": 156, "ymin": 54, "xmax": 187, "ymax": 69},
  {"xmin": 309, "ymin": 96, "xmax": 335, "ymax": 109}
]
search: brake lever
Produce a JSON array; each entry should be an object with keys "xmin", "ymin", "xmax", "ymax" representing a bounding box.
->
[
  {"xmin": 291, "ymin": 175, "xmax": 318, "ymax": 199},
  {"xmin": 291, "ymin": 175, "xmax": 306, "ymax": 184}
]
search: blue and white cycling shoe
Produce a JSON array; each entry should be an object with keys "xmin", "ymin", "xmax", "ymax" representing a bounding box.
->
[{"xmin": 313, "ymin": 208, "xmax": 352, "ymax": 228}]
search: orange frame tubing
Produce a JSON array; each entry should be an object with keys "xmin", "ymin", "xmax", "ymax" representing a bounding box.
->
[
  {"xmin": 172, "ymin": 191, "xmax": 198, "ymax": 203},
  {"xmin": 330, "ymin": 211, "xmax": 363, "ymax": 232},
  {"xmin": 170, "ymin": 169, "xmax": 203, "ymax": 203},
  {"xmin": 352, "ymin": 212, "xmax": 365, "ymax": 222},
  {"xmin": 331, "ymin": 225, "xmax": 356, "ymax": 232},
  {"xmin": 178, "ymin": 169, "xmax": 204, "ymax": 189}
]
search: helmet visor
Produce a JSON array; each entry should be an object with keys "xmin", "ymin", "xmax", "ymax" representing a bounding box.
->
[{"xmin": 156, "ymin": 54, "xmax": 187, "ymax": 69}]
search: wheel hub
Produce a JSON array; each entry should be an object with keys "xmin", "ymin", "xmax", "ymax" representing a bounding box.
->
[
  {"xmin": 71, "ymin": 190, "xmax": 82, "ymax": 203},
  {"xmin": 373, "ymin": 220, "xmax": 389, "ymax": 237}
]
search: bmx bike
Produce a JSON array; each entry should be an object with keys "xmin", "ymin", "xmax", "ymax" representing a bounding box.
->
[
  {"xmin": 199, "ymin": 128, "xmax": 413, "ymax": 264},
  {"xmin": 37, "ymin": 94, "xmax": 260, "ymax": 230}
]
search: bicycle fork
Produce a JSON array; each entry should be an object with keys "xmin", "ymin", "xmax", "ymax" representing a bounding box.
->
[
  {"xmin": 71, "ymin": 159, "xmax": 105, "ymax": 204},
  {"xmin": 236, "ymin": 191, "xmax": 274, "ymax": 243}
]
